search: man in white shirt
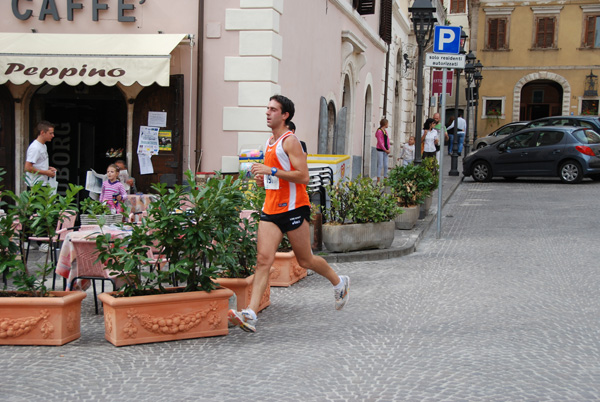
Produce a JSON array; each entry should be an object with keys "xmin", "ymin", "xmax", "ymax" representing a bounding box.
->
[
  {"xmin": 24, "ymin": 120, "xmax": 58, "ymax": 252},
  {"xmin": 24, "ymin": 121, "xmax": 57, "ymax": 188},
  {"xmin": 447, "ymin": 111, "xmax": 467, "ymax": 156}
]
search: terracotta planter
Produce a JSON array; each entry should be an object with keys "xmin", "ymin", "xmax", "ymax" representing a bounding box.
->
[
  {"xmin": 0, "ymin": 291, "xmax": 87, "ymax": 346},
  {"xmin": 270, "ymin": 251, "xmax": 307, "ymax": 287},
  {"xmin": 98, "ymin": 287, "xmax": 234, "ymax": 347},
  {"xmin": 215, "ymin": 272, "xmax": 271, "ymax": 313},
  {"xmin": 323, "ymin": 221, "xmax": 395, "ymax": 253},
  {"xmin": 394, "ymin": 205, "xmax": 419, "ymax": 230}
]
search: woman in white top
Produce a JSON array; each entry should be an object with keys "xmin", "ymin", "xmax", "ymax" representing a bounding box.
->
[{"xmin": 421, "ymin": 118, "xmax": 439, "ymax": 159}]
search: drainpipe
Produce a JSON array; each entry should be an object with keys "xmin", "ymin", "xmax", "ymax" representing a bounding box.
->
[
  {"xmin": 382, "ymin": 46, "xmax": 390, "ymax": 117},
  {"xmin": 195, "ymin": 1, "xmax": 204, "ymax": 173}
]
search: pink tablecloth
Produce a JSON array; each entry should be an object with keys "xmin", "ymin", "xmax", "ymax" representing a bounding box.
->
[
  {"xmin": 57, "ymin": 227, "xmax": 128, "ymax": 290},
  {"xmin": 124, "ymin": 194, "xmax": 157, "ymax": 213}
]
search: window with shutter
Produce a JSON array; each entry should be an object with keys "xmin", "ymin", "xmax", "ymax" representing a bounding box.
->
[
  {"xmin": 487, "ymin": 18, "xmax": 507, "ymax": 50},
  {"xmin": 379, "ymin": 0, "xmax": 392, "ymax": 44},
  {"xmin": 584, "ymin": 15, "xmax": 600, "ymax": 48},
  {"xmin": 450, "ymin": 0, "xmax": 465, "ymax": 14},
  {"xmin": 353, "ymin": 0, "xmax": 376, "ymax": 15},
  {"xmin": 535, "ymin": 17, "xmax": 555, "ymax": 48}
]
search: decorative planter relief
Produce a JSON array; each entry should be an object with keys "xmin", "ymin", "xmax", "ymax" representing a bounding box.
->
[
  {"xmin": 99, "ymin": 287, "xmax": 233, "ymax": 346},
  {"xmin": 270, "ymin": 251, "xmax": 307, "ymax": 287},
  {"xmin": 0, "ymin": 291, "xmax": 86, "ymax": 346},
  {"xmin": 215, "ymin": 272, "xmax": 271, "ymax": 313}
]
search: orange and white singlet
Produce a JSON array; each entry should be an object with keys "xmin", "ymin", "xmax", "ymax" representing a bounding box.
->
[{"xmin": 262, "ymin": 131, "xmax": 310, "ymax": 215}]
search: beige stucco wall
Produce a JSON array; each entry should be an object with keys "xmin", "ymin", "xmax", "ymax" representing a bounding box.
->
[{"xmin": 475, "ymin": 0, "xmax": 600, "ymax": 133}]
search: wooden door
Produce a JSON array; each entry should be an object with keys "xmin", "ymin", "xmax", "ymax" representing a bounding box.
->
[
  {"xmin": 132, "ymin": 75, "xmax": 184, "ymax": 193},
  {"xmin": 0, "ymin": 85, "xmax": 14, "ymax": 193}
]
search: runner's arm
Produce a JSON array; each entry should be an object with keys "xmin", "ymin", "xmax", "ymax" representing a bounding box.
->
[{"xmin": 250, "ymin": 137, "xmax": 309, "ymax": 185}]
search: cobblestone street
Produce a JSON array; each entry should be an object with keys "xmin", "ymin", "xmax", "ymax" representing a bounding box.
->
[{"xmin": 2, "ymin": 177, "xmax": 600, "ymax": 401}]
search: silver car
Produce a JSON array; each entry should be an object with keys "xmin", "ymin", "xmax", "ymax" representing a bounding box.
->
[{"xmin": 473, "ymin": 121, "xmax": 529, "ymax": 149}]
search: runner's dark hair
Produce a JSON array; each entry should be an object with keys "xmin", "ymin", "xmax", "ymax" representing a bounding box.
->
[{"xmin": 270, "ymin": 94, "xmax": 295, "ymax": 125}]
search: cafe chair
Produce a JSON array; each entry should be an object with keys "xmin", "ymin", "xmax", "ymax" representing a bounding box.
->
[
  {"xmin": 26, "ymin": 209, "xmax": 78, "ymax": 290},
  {"xmin": 69, "ymin": 238, "xmax": 116, "ymax": 314}
]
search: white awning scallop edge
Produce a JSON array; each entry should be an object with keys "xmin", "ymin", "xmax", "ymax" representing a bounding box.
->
[{"xmin": 0, "ymin": 33, "xmax": 188, "ymax": 87}]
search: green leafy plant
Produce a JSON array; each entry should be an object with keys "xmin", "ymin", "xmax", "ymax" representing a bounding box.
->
[
  {"xmin": 386, "ymin": 164, "xmax": 434, "ymax": 207},
  {"xmin": 420, "ymin": 157, "xmax": 439, "ymax": 194},
  {"xmin": 80, "ymin": 198, "xmax": 111, "ymax": 215},
  {"xmin": 323, "ymin": 176, "xmax": 401, "ymax": 225},
  {"xmin": 0, "ymin": 172, "xmax": 82, "ymax": 296},
  {"xmin": 95, "ymin": 170, "xmax": 250, "ymax": 296}
]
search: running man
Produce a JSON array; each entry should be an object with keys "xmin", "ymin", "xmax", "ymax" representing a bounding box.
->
[{"xmin": 228, "ymin": 95, "xmax": 350, "ymax": 333}]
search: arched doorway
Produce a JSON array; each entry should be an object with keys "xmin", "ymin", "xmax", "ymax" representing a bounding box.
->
[
  {"xmin": 513, "ymin": 72, "xmax": 571, "ymax": 121},
  {"xmin": 520, "ymin": 80, "xmax": 563, "ymax": 120},
  {"xmin": 30, "ymin": 83, "xmax": 127, "ymax": 196},
  {"xmin": 333, "ymin": 74, "xmax": 352, "ymax": 155},
  {"xmin": 362, "ymin": 85, "xmax": 373, "ymax": 176},
  {"xmin": 326, "ymin": 101, "xmax": 336, "ymax": 154},
  {"xmin": 0, "ymin": 85, "xmax": 14, "ymax": 193}
]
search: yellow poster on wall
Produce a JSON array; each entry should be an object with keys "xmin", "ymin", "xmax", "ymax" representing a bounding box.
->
[{"xmin": 159, "ymin": 130, "xmax": 172, "ymax": 152}]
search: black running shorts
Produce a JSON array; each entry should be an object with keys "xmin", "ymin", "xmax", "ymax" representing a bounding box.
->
[{"xmin": 260, "ymin": 206, "xmax": 310, "ymax": 234}]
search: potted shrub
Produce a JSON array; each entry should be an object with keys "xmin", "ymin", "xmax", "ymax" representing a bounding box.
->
[
  {"xmin": 79, "ymin": 198, "xmax": 124, "ymax": 226},
  {"xmin": 0, "ymin": 174, "xmax": 86, "ymax": 346},
  {"xmin": 96, "ymin": 171, "xmax": 245, "ymax": 346},
  {"xmin": 322, "ymin": 176, "xmax": 401, "ymax": 252},
  {"xmin": 387, "ymin": 164, "xmax": 434, "ymax": 229},
  {"xmin": 420, "ymin": 157, "xmax": 439, "ymax": 216}
]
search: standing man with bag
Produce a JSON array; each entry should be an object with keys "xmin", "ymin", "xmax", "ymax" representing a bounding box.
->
[{"xmin": 228, "ymin": 95, "xmax": 350, "ymax": 333}]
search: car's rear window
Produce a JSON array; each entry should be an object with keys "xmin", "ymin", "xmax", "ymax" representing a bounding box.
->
[{"xmin": 573, "ymin": 129, "xmax": 600, "ymax": 144}]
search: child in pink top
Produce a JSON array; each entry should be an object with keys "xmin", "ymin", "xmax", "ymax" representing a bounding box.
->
[{"xmin": 100, "ymin": 164, "xmax": 128, "ymax": 214}]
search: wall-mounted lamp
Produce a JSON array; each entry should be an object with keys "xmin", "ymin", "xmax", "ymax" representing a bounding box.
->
[{"xmin": 584, "ymin": 70, "xmax": 598, "ymax": 97}]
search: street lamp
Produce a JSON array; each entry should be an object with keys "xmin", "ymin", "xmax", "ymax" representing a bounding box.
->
[
  {"xmin": 409, "ymin": 0, "xmax": 437, "ymax": 165},
  {"xmin": 472, "ymin": 61, "xmax": 484, "ymax": 148},
  {"xmin": 448, "ymin": 28, "xmax": 468, "ymax": 176},
  {"xmin": 463, "ymin": 51, "xmax": 476, "ymax": 155}
]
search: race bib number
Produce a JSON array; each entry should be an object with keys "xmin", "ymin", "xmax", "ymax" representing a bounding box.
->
[{"xmin": 264, "ymin": 174, "xmax": 280, "ymax": 190}]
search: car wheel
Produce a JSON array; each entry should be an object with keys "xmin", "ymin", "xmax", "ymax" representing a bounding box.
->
[
  {"xmin": 476, "ymin": 143, "xmax": 487, "ymax": 149},
  {"xmin": 559, "ymin": 160, "xmax": 583, "ymax": 184},
  {"xmin": 472, "ymin": 161, "xmax": 492, "ymax": 182}
]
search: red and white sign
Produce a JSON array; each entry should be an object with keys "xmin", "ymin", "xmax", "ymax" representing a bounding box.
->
[{"xmin": 431, "ymin": 70, "xmax": 453, "ymax": 96}]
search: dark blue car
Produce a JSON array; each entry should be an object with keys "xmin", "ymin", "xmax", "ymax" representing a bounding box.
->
[{"xmin": 463, "ymin": 126, "xmax": 600, "ymax": 184}]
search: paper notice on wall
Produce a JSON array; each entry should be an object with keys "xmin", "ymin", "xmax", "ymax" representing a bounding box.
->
[
  {"xmin": 137, "ymin": 126, "xmax": 160, "ymax": 155},
  {"xmin": 148, "ymin": 111, "xmax": 167, "ymax": 128},
  {"xmin": 138, "ymin": 153, "xmax": 154, "ymax": 175}
]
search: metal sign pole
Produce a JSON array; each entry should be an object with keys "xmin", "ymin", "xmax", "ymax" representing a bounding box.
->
[{"xmin": 436, "ymin": 68, "xmax": 448, "ymax": 239}]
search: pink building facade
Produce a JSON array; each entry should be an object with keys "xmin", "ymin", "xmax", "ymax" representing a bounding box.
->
[{"xmin": 0, "ymin": 0, "xmax": 443, "ymax": 194}]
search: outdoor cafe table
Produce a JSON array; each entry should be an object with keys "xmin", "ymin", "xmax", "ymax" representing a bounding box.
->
[{"xmin": 56, "ymin": 226, "xmax": 130, "ymax": 291}]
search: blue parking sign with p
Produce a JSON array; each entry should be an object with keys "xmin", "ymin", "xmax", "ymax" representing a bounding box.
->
[{"xmin": 433, "ymin": 26, "xmax": 461, "ymax": 54}]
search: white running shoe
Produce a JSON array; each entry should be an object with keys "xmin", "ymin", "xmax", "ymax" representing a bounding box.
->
[
  {"xmin": 38, "ymin": 243, "xmax": 50, "ymax": 253},
  {"xmin": 228, "ymin": 309, "xmax": 257, "ymax": 333},
  {"xmin": 334, "ymin": 275, "xmax": 350, "ymax": 310}
]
